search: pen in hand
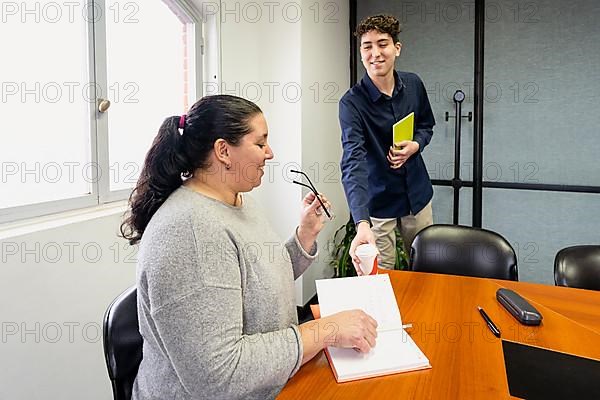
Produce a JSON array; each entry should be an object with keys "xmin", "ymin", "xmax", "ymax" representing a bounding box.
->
[{"xmin": 478, "ymin": 306, "xmax": 501, "ymax": 338}]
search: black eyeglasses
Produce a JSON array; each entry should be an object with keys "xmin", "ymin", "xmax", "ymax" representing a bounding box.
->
[{"xmin": 290, "ymin": 169, "xmax": 332, "ymax": 220}]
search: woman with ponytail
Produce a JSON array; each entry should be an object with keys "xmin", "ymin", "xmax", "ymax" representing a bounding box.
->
[{"xmin": 122, "ymin": 95, "xmax": 378, "ymax": 400}]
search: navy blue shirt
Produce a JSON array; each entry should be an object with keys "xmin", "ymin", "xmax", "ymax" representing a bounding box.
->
[{"xmin": 339, "ymin": 71, "xmax": 435, "ymax": 223}]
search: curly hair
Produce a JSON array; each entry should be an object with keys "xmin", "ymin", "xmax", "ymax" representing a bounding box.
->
[{"xmin": 354, "ymin": 14, "xmax": 402, "ymax": 43}]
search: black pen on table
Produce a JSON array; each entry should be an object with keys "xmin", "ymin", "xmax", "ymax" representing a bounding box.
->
[{"xmin": 477, "ymin": 306, "xmax": 501, "ymax": 338}]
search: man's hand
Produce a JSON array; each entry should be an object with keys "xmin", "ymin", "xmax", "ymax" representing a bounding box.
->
[
  {"xmin": 349, "ymin": 221, "xmax": 378, "ymax": 275},
  {"xmin": 387, "ymin": 141, "xmax": 420, "ymax": 169}
]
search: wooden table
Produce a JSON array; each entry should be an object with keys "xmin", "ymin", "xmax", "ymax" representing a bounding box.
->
[{"xmin": 278, "ymin": 271, "xmax": 600, "ymax": 399}]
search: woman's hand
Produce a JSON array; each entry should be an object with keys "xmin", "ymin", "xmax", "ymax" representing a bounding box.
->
[
  {"xmin": 322, "ymin": 310, "xmax": 378, "ymax": 352},
  {"xmin": 299, "ymin": 309, "xmax": 378, "ymax": 365},
  {"xmin": 297, "ymin": 192, "xmax": 331, "ymax": 251}
]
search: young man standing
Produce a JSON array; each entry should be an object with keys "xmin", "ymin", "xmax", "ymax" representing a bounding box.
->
[{"xmin": 339, "ymin": 15, "xmax": 435, "ymax": 271}]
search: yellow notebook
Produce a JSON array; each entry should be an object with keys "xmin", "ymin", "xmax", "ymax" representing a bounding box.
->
[{"xmin": 392, "ymin": 112, "xmax": 414, "ymax": 148}]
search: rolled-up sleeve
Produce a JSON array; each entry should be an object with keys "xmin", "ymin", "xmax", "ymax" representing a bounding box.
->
[{"xmin": 286, "ymin": 231, "xmax": 318, "ymax": 280}]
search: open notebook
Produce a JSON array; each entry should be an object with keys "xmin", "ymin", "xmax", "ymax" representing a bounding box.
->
[{"xmin": 315, "ymin": 274, "xmax": 431, "ymax": 383}]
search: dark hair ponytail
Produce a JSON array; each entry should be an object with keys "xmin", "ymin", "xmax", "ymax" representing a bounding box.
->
[
  {"xmin": 120, "ymin": 95, "xmax": 262, "ymax": 245},
  {"xmin": 120, "ymin": 116, "xmax": 186, "ymax": 245}
]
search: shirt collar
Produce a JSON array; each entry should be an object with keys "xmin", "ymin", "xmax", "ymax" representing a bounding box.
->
[{"xmin": 362, "ymin": 70, "xmax": 404, "ymax": 102}]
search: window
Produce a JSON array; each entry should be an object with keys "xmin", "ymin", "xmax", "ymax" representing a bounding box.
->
[
  {"xmin": 0, "ymin": 3, "xmax": 92, "ymax": 212},
  {"xmin": 0, "ymin": 0, "xmax": 202, "ymax": 223}
]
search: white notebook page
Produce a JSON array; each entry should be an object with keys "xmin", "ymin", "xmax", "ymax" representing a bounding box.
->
[
  {"xmin": 315, "ymin": 274, "xmax": 430, "ymax": 382},
  {"xmin": 316, "ymin": 274, "xmax": 403, "ymax": 331}
]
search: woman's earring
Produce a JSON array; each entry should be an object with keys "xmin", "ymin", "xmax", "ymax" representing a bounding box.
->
[{"xmin": 225, "ymin": 163, "xmax": 231, "ymax": 170}]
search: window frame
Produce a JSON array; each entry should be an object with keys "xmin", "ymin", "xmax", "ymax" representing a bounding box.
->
[{"xmin": 0, "ymin": 0, "xmax": 203, "ymax": 225}]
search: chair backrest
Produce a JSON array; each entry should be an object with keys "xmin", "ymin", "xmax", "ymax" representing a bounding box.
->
[
  {"xmin": 103, "ymin": 286, "xmax": 143, "ymax": 400},
  {"xmin": 554, "ymin": 245, "xmax": 600, "ymax": 291},
  {"xmin": 409, "ymin": 224, "xmax": 518, "ymax": 281}
]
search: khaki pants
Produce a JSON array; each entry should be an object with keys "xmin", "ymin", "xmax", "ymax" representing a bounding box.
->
[{"xmin": 371, "ymin": 201, "xmax": 433, "ymax": 270}]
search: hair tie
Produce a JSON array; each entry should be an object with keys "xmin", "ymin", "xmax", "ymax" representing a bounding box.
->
[{"xmin": 178, "ymin": 115, "xmax": 186, "ymax": 130}]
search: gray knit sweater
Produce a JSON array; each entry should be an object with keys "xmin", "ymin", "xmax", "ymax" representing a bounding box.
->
[{"xmin": 132, "ymin": 186, "xmax": 317, "ymax": 400}]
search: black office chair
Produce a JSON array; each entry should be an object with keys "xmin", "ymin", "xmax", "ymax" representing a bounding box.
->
[
  {"xmin": 554, "ymin": 245, "xmax": 600, "ymax": 291},
  {"xmin": 409, "ymin": 224, "xmax": 518, "ymax": 281},
  {"xmin": 103, "ymin": 286, "xmax": 143, "ymax": 400}
]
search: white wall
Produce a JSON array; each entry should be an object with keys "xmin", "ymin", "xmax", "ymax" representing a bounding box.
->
[
  {"xmin": 218, "ymin": 0, "xmax": 350, "ymax": 304},
  {"xmin": 300, "ymin": 0, "xmax": 350, "ymax": 301},
  {"xmin": 0, "ymin": 209, "xmax": 135, "ymax": 400}
]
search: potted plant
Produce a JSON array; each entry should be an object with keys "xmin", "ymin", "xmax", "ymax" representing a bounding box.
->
[{"xmin": 329, "ymin": 216, "xmax": 409, "ymax": 277}]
